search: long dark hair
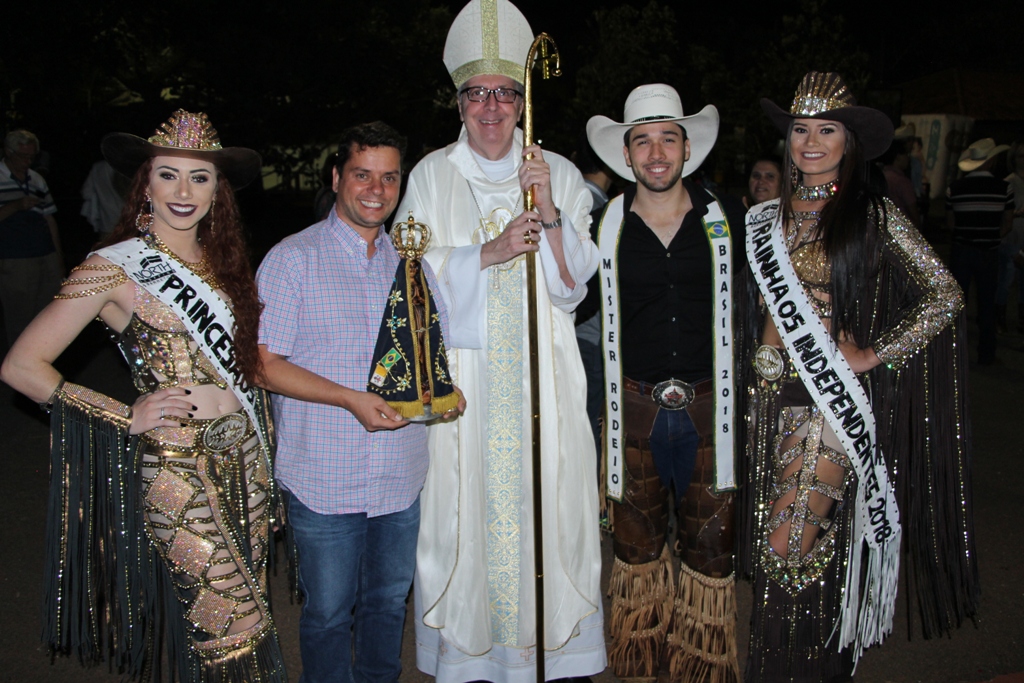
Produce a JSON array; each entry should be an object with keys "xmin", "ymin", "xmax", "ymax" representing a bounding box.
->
[
  {"xmin": 779, "ymin": 121, "xmax": 885, "ymax": 346},
  {"xmin": 100, "ymin": 158, "xmax": 264, "ymax": 385}
]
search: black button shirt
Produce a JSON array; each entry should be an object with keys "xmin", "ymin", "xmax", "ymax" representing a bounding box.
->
[{"xmin": 616, "ymin": 181, "xmax": 745, "ymax": 384}]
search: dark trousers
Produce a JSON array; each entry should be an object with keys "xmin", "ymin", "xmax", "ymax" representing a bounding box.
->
[
  {"xmin": 576, "ymin": 337, "xmax": 604, "ymax": 458},
  {"xmin": 950, "ymin": 245, "xmax": 998, "ymax": 362}
]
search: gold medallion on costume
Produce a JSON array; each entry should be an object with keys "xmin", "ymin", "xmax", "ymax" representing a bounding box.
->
[
  {"xmin": 754, "ymin": 345, "xmax": 785, "ymax": 381},
  {"xmin": 203, "ymin": 413, "xmax": 248, "ymax": 451}
]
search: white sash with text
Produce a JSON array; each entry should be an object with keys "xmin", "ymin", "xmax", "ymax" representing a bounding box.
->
[
  {"xmin": 97, "ymin": 239, "xmax": 265, "ymax": 450},
  {"xmin": 745, "ymin": 199, "xmax": 900, "ymax": 661},
  {"xmin": 599, "ymin": 194, "xmax": 736, "ymax": 501}
]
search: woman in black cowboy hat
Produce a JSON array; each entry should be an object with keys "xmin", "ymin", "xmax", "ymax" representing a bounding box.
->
[
  {"xmin": 741, "ymin": 72, "xmax": 979, "ymax": 682},
  {"xmin": 1, "ymin": 110, "xmax": 285, "ymax": 682}
]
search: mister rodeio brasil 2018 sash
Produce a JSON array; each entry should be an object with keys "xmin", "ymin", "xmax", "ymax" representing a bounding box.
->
[{"xmin": 599, "ymin": 193, "xmax": 736, "ymax": 501}]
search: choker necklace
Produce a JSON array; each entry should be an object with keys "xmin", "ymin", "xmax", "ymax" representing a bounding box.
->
[
  {"xmin": 794, "ymin": 179, "xmax": 839, "ymax": 202},
  {"xmin": 147, "ymin": 232, "xmax": 221, "ymax": 289}
]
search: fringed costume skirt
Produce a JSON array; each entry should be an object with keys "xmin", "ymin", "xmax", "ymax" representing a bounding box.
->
[{"xmin": 745, "ymin": 381, "xmax": 856, "ymax": 683}]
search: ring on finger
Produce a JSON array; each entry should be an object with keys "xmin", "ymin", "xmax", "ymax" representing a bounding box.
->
[{"xmin": 160, "ymin": 407, "xmax": 165, "ymax": 417}]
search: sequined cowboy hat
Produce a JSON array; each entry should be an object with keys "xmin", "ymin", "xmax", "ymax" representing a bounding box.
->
[
  {"xmin": 586, "ymin": 83, "xmax": 719, "ymax": 181},
  {"xmin": 957, "ymin": 138, "xmax": 1010, "ymax": 172},
  {"xmin": 761, "ymin": 72, "xmax": 894, "ymax": 160},
  {"xmin": 101, "ymin": 109, "xmax": 262, "ymax": 189}
]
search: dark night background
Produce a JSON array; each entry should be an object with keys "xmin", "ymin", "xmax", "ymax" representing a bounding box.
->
[{"xmin": 3, "ymin": 0, "xmax": 1023, "ymax": 261}]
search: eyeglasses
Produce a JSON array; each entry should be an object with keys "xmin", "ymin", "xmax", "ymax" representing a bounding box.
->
[{"xmin": 459, "ymin": 87, "xmax": 522, "ymax": 103}]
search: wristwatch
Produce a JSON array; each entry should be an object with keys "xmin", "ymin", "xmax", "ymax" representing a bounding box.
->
[{"xmin": 540, "ymin": 208, "xmax": 562, "ymax": 230}]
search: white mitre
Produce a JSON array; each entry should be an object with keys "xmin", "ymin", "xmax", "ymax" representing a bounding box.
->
[{"xmin": 443, "ymin": 0, "xmax": 533, "ymax": 89}]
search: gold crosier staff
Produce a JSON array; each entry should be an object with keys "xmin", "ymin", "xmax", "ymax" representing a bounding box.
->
[{"xmin": 522, "ymin": 31, "xmax": 560, "ymax": 683}]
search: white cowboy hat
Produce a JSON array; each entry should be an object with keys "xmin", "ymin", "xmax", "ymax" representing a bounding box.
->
[
  {"xmin": 586, "ymin": 83, "xmax": 719, "ymax": 181},
  {"xmin": 958, "ymin": 138, "xmax": 1010, "ymax": 172}
]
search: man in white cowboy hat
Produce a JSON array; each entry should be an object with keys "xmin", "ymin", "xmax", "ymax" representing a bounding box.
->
[
  {"xmin": 946, "ymin": 137, "xmax": 1014, "ymax": 364},
  {"xmin": 586, "ymin": 83, "xmax": 746, "ymax": 682},
  {"xmin": 396, "ymin": 0, "xmax": 605, "ymax": 681}
]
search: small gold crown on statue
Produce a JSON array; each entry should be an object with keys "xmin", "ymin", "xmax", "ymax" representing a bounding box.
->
[{"xmin": 392, "ymin": 212, "xmax": 432, "ymax": 259}]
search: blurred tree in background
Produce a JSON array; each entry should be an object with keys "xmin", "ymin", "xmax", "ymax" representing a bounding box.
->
[{"xmin": 1, "ymin": 0, "xmax": 1019, "ymax": 236}]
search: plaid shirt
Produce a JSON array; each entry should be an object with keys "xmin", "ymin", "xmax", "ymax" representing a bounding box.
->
[{"xmin": 258, "ymin": 210, "xmax": 445, "ymax": 516}]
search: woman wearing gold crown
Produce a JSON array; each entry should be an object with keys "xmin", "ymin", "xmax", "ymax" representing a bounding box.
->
[
  {"xmin": 0, "ymin": 111, "xmax": 285, "ymax": 682},
  {"xmin": 740, "ymin": 73, "xmax": 979, "ymax": 681}
]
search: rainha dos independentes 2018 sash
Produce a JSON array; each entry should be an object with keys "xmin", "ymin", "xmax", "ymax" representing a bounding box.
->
[
  {"xmin": 745, "ymin": 199, "xmax": 901, "ymax": 660},
  {"xmin": 598, "ymin": 193, "xmax": 737, "ymax": 502},
  {"xmin": 96, "ymin": 238, "xmax": 265, "ymax": 451}
]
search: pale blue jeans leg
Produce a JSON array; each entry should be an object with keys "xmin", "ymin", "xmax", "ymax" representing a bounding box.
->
[{"xmin": 285, "ymin": 491, "xmax": 419, "ymax": 683}]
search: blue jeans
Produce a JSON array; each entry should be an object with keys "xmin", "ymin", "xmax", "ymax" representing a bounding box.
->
[
  {"xmin": 284, "ymin": 491, "xmax": 420, "ymax": 683},
  {"xmin": 649, "ymin": 406, "xmax": 701, "ymax": 497}
]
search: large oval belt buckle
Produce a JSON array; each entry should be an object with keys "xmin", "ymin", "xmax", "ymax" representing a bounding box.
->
[
  {"xmin": 652, "ymin": 379, "xmax": 694, "ymax": 410},
  {"xmin": 203, "ymin": 413, "xmax": 248, "ymax": 452},
  {"xmin": 754, "ymin": 345, "xmax": 785, "ymax": 381}
]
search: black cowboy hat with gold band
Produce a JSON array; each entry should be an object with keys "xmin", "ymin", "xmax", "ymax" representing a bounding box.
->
[
  {"xmin": 761, "ymin": 72, "xmax": 894, "ymax": 160},
  {"xmin": 101, "ymin": 109, "xmax": 262, "ymax": 189}
]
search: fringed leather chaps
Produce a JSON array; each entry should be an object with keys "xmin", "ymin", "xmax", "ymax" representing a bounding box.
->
[
  {"xmin": 661, "ymin": 411, "xmax": 740, "ymax": 683},
  {"xmin": 608, "ymin": 387, "xmax": 739, "ymax": 682}
]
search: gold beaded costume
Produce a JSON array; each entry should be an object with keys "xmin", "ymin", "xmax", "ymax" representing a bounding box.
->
[
  {"xmin": 739, "ymin": 202, "xmax": 979, "ymax": 681},
  {"xmin": 44, "ymin": 266, "xmax": 285, "ymax": 682}
]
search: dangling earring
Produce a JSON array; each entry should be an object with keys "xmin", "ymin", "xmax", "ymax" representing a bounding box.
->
[
  {"xmin": 790, "ymin": 162, "xmax": 800, "ymax": 188},
  {"xmin": 136, "ymin": 193, "xmax": 154, "ymax": 234},
  {"xmin": 208, "ymin": 198, "xmax": 216, "ymax": 236}
]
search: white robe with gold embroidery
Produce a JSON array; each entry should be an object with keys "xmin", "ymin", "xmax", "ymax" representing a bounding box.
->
[{"xmin": 398, "ymin": 127, "xmax": 605, "ymax": 682}]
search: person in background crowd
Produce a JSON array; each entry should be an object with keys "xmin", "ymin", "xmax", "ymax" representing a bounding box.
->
[
  {"xmin": 999, "ymin": 141, "xmax": 1024, "ymax": 333},
  {"xmin": 575, "ymin": 131, "xmax": 614, "ymax": 213},
  {"xmin": 947, "ymin": 137, "xmax": 1014, "ymax": 365},
  {"xmin": 0, "ymin": 129, "xmax": 62, "ymax": 347},
  {"xmin": 745, "ymin": 156, "xmax": 783, "ymax": 208},
  {"xmin": 572, "ymin": 132, "xmax": 614, "ymax": 460},
  {"xmin": 81, "ymin": 159, "xmax": 127, "ymax": 241},
  {"xmin": 880, "ymin": 138, "xmax": 920, "ymax": 224}
]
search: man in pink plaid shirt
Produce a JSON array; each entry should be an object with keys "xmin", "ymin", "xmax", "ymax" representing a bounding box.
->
[{"xmin": 257, "ymin": 121, "xmax": 463, "ymax": 683}]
